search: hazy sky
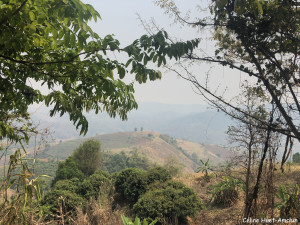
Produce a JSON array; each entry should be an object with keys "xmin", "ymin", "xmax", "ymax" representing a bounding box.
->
[{"xmin": 81, "ymin": 0, "xmax": 247, "ymax": 105}]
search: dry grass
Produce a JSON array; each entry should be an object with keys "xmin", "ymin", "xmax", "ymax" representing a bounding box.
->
[
  {"xmin": 41, "ymin": 131, "xmax": 231, "ymax": 172},
  {"xmin": 75, "ymin": 200, "xmax": 123, "ymax": 225},
  {"xmin": 178, "ymin": 172, "xmax": 244, "ymax": 224},
  {"xmin": 172, "ymin": 164, "xmax": 300, "ymax": 224},
  {"xmin": 4, "ymin": 160, "xmax": 300, "ymax": 224}
]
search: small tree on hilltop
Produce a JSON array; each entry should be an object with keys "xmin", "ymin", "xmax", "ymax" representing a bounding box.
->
[{"xmin": 73, "ymin": 139, "xmax": 102, "ymax": 176}]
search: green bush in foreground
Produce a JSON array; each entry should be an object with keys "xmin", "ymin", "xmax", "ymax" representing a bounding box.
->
[
  {"xmin": 41, "ymin": 170, "xmax": 112, "ymax": 222},
  {"xmin": 52, "ymin": 178, "xmax": 81, "ymax": 192},
  {"xmin": 133, "ymin": 181, "xmax": 203, "ymax": 225},
  {"xmin": 41, "ymin": 189, "xmax": 86, "ymax": 221},
  {"xmin": 211, "ymin": 177, "xmax": 243, "ymax": 207},
  {"xmin": 114, "ymin": 167, "xmax": 173, "ymax": 204},
  {"xmin": 122, "ymin": 214, "xmax": 157, "ymax": 225},
  {"xmin": 146, "ymin": 166, "xmax": 172, "ymax": 185},
  {"xmin": 77, "ymin": 170, "xmax": 111, "ymax": 199},
  {"xmin": 114, "ymin": 168, "xmax": 147, "ymax": 204},
  {"xmin": 275, "ymin": 185, "xmax": 300, "ymax": 219},
  {"xmin": 53, "ymin": 157, "xmax": 84, "ymax": 184}
]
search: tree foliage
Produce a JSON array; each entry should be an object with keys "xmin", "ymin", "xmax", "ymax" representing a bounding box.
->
[
  {"xmin": 211, "ymin": 176, "xmax": 243, "ymax": 207},
  {"xmin": 114, "ymin": 168, "xmax": 148, "ymax": 204},
  {"xmin": 76, "ymin": 170, "xmax": 111, "ymax": 199},
  {"xmin": 114, "ymin": 167, "xmax": 172, "ymax": 204},
  {"xmin": 72, "ymin": 139, "xmax": 101, "ymax": 176},
  {"xmin": 211, "ymin": 0, "xmax": 300, "ymax": 141},
  {"xmin": 0, "ymin": 1, "xmax": 201, "ymax": 223},
  {"xmin": 0, "ymin": 0, "xmax": 199, "ymax": 144},
  {"xmin": 102, "ymin": 150, "xmax": 152, "ymax": 174},
  {"xmin": 152, "ymin": 0, "xmax": 300, "ymax": 218},
  {"xmin": 41, "ymin": 188, "xmax": 86, "ymax": 221},
  {"xmin": 42, "ymin": 170, "xmax": 112, "ymax": 221},
  {"xmin": 133, "ymin": 181, "xmax": 203, "ymax": 225},
  {"xmin": 154, "ymin": 0, "xmax": 300, "ymax": 142},
  {"xmin": 54, "ymin": 157, "xmax": 84, "ymax": 183},
  {"xmin": 293, "ymin": 152, "xmax": 300, "ymax": 164}
]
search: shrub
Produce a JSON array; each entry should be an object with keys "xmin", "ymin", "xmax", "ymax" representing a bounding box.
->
[
  {"xmin": 146, "ymin": 166, "xmax": 172, "ymax": 185},
  {"xmin": 77, "ymin": 170, "xmax": 111, "ymax": 199},
  {"xmin": 89, "ymin": 170, "xmax": 111, "ymax": 186},
  {"xmin": 133, "ymin": 181, "xmax": 203, "ymax": 225},
  {"xmin": 114, "ymin": 167, "xmax": 173, "ymax": 204},
  {"xmin": 41, "ymin": 177, "xmax": 86, "ymax": 220},
  {"xmin": 121, "ymin": 214, "xmax": 157, "ymax": 225},
  {"xmin": 76, "ymin": 179, "xmax": 94, "ymax": 199},
  {"xmin": 41, "ymin": 189, "xmax": 86, "ymax": 221},
  {"xmin": 52, "ymin": 178, "xmax": 81, "ymax": 192},
  {"xmin": 102, "ymin": 151, "xmax": 152, "ymax": 173},
  {"xmin": 211, "ymin": 177, "xmax": 243, "ymax": 207},
  {"xmin": 275, "ymin": 185, "xmax": 300, "ymax": 218},
  {"xmin": 293, "ymin": 152, "xmax": 300, "ymax": 164},
  {"xmin": 114, "ymin": 168, "xmax": 147, "ymax": 204},
  {"xmin": 102, "ymin": 151, "xmax": 128, "ymax": 173},
  {"xmin": 53, "ymin": 157, "xmax": 84, "ymax": 184}
]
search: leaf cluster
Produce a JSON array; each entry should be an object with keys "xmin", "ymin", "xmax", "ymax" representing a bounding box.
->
[
  {"xmin": 133, "ymin": 180, "xmax": 203, "ymax": 225},
  {"xmin": 210, "ymin": 176, "xmax": 243, "ymax": 207},
  {"xmin": 0, "ymin": 0, "xmax": 200, "ymax": 143},
  {"xmin": 275, "ymin": 184, "xmax": 300, "ymax": 219},
  {"xmin": 114, "ymin": 167, "xmax": 172, "ymax": 204},
  {"xmin": 114, "ymin": 167, "xmax": 202, "ymax": 224},
  {"xmin": 41, "ymin": 170, "xmax": 112, "ymax": 221},
  {"xmin": 101, "ymin": 150, "xmax": 152, "ymax": 174},
  {"xmin": 121, "ymin": 214, "xmax": 157, "ymax": 225},
  {"xmin": 72, "ymin": 139, "xmax": 101, "ymax": 176},
  {"xmin": 292, "ymin": 152, "xmax": 300, "ymax": 164}
]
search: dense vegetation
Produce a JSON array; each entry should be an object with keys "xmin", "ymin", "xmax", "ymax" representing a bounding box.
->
[
  {"xmin": 12, "ymin": 138, "xmax": 300, "ymax": 225},
  {"xmin": 35, "ymin": 140, "xmax": 203, "ymax": 224},
  {"xmin": 293, "ymin": 153, "xmax": 300, "ymax": 164},
  {"xmin": 102, "ymin": 150, "xmax": 152, "ymax": 174},
  {"xmin": 1, "ymin": 0, "xmax": 300, "ymax": 224}
]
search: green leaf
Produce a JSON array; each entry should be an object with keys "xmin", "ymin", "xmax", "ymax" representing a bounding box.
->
[
  {"xmin": 118, "ymin": 66, "xmax": 126, "ymax": 79},
  {"xmin": 125, "ymin": 59, "xmax": 133, "ymax": 67},
  {"xmin": 256, "ymin": 0, "xmax": 263, "ymax": 15},
  {"xmin": 143, "ymin": 55, "xmax": 148, "ymax": 65},
  {"xmin": 158, "ymin": 57, "xmax": 162, "ymax": 67},
  {"xmin": 29, "ymin": 11, "xmax": 35, "ymax": 21}
]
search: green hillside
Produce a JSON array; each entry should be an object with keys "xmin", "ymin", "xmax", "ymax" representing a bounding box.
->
[{"xmin": 39, "ymin": 131, "xmax": 231, "ymax": 172}]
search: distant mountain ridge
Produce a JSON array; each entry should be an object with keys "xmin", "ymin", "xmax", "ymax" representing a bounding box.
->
[{"xmin": 29, "ymin": 102, "xmax": 232, "ymax": 145}]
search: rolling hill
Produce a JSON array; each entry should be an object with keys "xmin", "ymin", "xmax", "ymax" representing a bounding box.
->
[{"xmin": 37, "ymin": 131, "xmax": 232, "ymax": 172}]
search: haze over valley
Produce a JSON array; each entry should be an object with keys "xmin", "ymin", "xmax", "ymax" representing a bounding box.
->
[{"xmin": 30, "ymin": 102, "xmax": 232, "ymax": 145}]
